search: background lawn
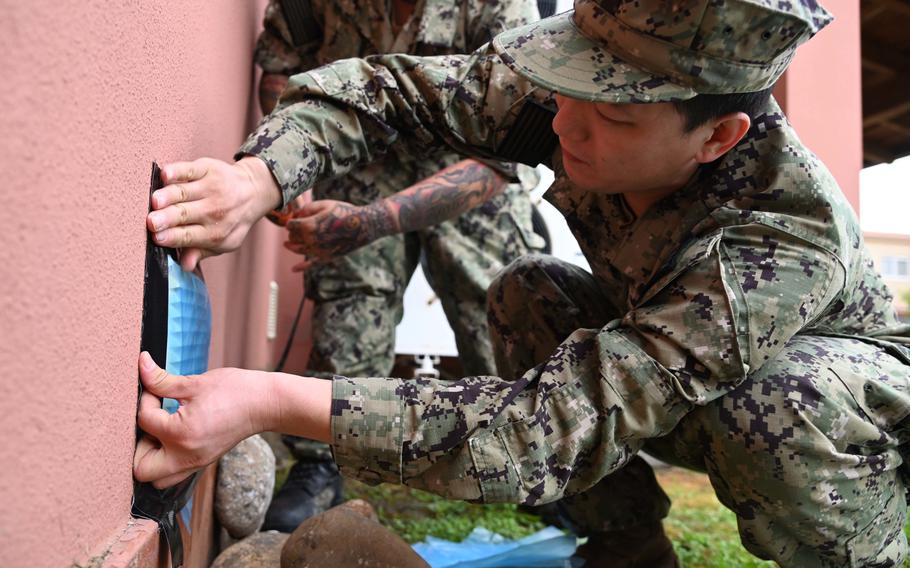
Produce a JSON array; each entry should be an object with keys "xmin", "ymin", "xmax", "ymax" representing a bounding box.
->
[{"xmin": 275, "ymin": 463, "xmax": 909, "ymax": 566}]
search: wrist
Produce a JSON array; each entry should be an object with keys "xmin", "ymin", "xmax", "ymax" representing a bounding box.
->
[
  {"xmin": 235, "ymin": 156, "xmax": 282, "ymax": 219},
  {"xmin": 267, "ymin": 373, "xmax": 333, "ymax": 443},
  {"xmin": 248, "ymin": 370, "xmax": 281, "ymax": 435},
  {"xmin": 363, "ymin": 200, "xmax": 401, "ymax": 240}
]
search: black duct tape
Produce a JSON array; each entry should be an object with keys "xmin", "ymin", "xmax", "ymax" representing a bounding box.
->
[
  {"xmin": 281, "ymin": 0, "xmax": 321, "ymax": 47},
  {"xmin": 538, "ymin": 0, "xmax": 557, "ymax": 18},
  {"xmin": 132, "ymin": 162, "xmax": 199, "ymax": 567},
  {"xmin": 496, "ymin": 100, "xmax": 559, "ymax": 167}
]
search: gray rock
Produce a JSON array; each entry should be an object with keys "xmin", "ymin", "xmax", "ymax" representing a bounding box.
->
[
  {"xmin": 218, "ymin": 526, "xmax": 238, "ymax": 554},
  {"xmin": 215, "ymin": 434, "xmax": 276, "ymax": 539},
  {"xmin": 281, "ymin": 500, "xmax": 428, "ymax": 568},
  {"xmin": 211, "ymin": 531, "xmax": 288, "ymax": 568}
]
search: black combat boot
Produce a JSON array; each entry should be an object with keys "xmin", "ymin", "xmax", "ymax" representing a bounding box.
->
[
  {"xmin": 261, "ymin": 460, "xmax": 344, "ymax": 533},
  {"xmin": 574, "ymin": 522, "xmax": 679, "ymax": 568}
]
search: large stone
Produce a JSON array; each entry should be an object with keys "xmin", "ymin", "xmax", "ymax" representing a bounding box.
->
[
  {"xmin": 281, "ymin": 500, "xmax": 428, "ymax": 568},
  {"xmin": 211, "ymin": 531, "xmax": 288, "ymax": 568},
  {"xmin": 215, "ymin": 434, "xmax": 276, "ymax": 539}
]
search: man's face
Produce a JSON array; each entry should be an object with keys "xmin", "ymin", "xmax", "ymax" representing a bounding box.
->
[{"xmin": 552, "ymin": 95, "xmax": 708, "ymax": 204}]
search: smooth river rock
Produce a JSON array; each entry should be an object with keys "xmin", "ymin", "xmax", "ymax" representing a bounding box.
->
[
  {"xmin": 211, "ymin": 531, "xmax": 289, "ymax": 568},
  {"xmin": 281, "ymin": 499, "xmax": 428, "ymax": 568},
  {"xmin": 215, "ymin": 434, "xmax": 276, "ymax": 539}
]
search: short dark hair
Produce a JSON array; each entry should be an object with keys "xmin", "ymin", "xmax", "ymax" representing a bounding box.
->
[{"xmin": 672, "ymin": 88, "xmax": 773, "ymax": 132}]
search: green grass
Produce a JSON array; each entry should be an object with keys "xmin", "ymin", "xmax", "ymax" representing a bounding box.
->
[
  {"xmin": 345, "ymin": 479, "xmax": 546, "ymax": 544},
  {"xmin": 276, "ymin": 464, "xmax": 910, "ymax": 566},
  {"xmin": 657, "ymin": 469, "xmax": 775, "ymax": 567}
]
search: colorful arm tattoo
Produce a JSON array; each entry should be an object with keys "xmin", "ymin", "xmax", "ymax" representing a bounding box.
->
[
  {"xmin": 387, "ymin": 159, "xmax": 508, "ymax": 234},
  {"xmin": 292, "ymin": 159, "xmax": 508, "ymax": 261}
]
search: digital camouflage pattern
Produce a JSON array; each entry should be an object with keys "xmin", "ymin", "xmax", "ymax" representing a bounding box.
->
[
  {"xmin": 493, "ymin": 0, "xmax": 834, "ymax": 102},
  {"xmin": 256, "ymin": 0, "xmax": 541, "ymax": 73},
  {"xmin": 238, "ymin": 1, "xmax": 910, "ymax": 565},
  {"xmin": 254, "ymin": 0, "xmax": 543, "ymax": 432}
]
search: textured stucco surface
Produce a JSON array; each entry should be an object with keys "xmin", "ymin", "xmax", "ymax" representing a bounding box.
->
[
  {"xmin": 775, "ymin": 0, "xmax": 862, "ymax": 211},
  {"xmin": 0, "ymin": 1, "xmax": 272, "ymax": 565}
]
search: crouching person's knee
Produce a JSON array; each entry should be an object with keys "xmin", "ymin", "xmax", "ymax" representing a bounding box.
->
[{"xmin": 488, "ymin": 254, "xmax": 553, "ymax": 307}]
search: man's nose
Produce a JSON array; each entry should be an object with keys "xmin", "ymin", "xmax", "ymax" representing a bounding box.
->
[{"xmin": 552, "ymin": 95, "xmax": 586, "ymax": 142}]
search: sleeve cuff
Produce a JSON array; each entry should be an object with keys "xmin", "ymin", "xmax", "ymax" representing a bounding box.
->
[
  {"xmin": 235, "ymin": 116, "xmax": 321, "ymax": 208},
  {"xmin": 330, "ymin": 376, "xmax": 407, "ymax": 485}
]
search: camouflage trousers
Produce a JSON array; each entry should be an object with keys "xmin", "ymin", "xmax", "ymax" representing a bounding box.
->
[
  {"xmin": 284, "ymin": 182, "xmax": 543, "ymax": 461},
  {"xmin": 489, "ymin": 255, "xmax": 910, "ymax": 568}
]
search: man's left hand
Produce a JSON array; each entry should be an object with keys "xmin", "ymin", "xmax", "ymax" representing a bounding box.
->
[
  {"xmin": 132, "ymin": 352, "xmax": 274, "ymax": 488},
  {"xmin": 284, "ymin": 199, "xmax": 395, "ymax": 272}
]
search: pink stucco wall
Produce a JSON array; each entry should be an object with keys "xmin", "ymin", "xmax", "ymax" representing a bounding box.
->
[
  {"xmin": 0, "ymin": 1, "xmax": 282, "ymax": 565},
  {"xmin": 775, "ymin": 0, "xmax": 862, "ymax": 211}
]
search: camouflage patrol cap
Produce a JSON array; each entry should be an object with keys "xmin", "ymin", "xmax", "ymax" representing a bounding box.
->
[{"xmin": 492, "ymin": 0, "xmax": 833, "ymax": 102}]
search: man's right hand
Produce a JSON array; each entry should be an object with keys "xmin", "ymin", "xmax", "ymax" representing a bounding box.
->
[{"xmin": 147, "ymin": 156, "xmax": 282, "ymax": 271}]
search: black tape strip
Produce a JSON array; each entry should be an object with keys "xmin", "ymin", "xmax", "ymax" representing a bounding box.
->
[
  {"xmin": 496, "ymin": 100, "xmax": 559, "ymax": 167},
  {"xmin": 132, "ymin": 162, "xmax": 195, "ymax": 567},
  {"xmin": 281, "ymin": 0, "xmax": 321, "ymax": 47},
  {"xmin": 139, "ymin": 162, "xmax": 168, "ymax": 370},
  {"xmin": 537, "ymin": 0, "xmax": 557, "ymax": 18}
]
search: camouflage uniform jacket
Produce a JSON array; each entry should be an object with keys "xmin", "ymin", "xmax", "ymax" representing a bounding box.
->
[
  {"xmin": 238, "ymin": 47, "xmax": 910, "ymax": 504},
  {"xmin": 255, "ymin": 0, "xmax": 540, "ymax": 204}
]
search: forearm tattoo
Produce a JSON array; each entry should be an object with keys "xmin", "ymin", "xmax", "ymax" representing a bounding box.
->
[
  {"xmin": 389, "ymin": 160, "xmax": 508, "ymax": 234},
  {"xmin": 304, "ymin": 202, "xmax": 398, "ymax": 258},
  {"xmin": 294, "ymin": 160, "xmax": 506, "ymax": 260}
]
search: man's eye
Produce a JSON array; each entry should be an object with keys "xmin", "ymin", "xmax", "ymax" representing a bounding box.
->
[{"xmin": 597, "ymin": 112, "xmax": 629, "ymax": 125}]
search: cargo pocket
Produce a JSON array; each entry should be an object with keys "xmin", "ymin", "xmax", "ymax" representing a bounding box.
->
[{"xmin": 471, "ymin": 387, "xmax": 584, "ymax": 504}]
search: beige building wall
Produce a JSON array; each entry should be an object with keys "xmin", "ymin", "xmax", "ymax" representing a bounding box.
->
[{"xmin": 864, "ymin": 232, "xmax": 910, "ymax": 316}]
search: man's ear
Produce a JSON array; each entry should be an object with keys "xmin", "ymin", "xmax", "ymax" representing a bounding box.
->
[{"xmin": 695, "ymin": 112, "xmax": 751, "ymax": 164}]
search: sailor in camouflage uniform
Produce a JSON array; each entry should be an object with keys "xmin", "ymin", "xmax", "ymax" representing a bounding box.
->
[
  {"xmin": 138, "ymin": 0, "xmax": 910, "ymax": 565},
  {"xmin": 252, "ymin": 0, "xmax": 544, "ymax": 531}
]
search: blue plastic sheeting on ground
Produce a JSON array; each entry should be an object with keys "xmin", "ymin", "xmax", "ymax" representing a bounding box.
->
[
  {"xmin": 162, "ymin": 256, "xmax": 211, "ymax": 414},
  {"xmin": 412, "ymin": 526, "xmax": 581, "ymax": 568}
]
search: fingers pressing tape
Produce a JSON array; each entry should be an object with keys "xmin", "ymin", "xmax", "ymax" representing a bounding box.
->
[
  {"xmin": 179, "ymin": 248, "xmax": 205, "ymax": 272},
  {"xmin": 133, "ymin": 435, "xmax": 169, "ymax": 482},
  {"xmin": 151, "ymin": 179, "xmax": 207, "ymax": 211},
  {"xmin": 151, "ymin": 224, "xmax": 211, "ymax": 250},
  {"xmin": 139, "ymin": 351, "xmax": 190, "ymax": 399},
  {"xmin": 161, "ymin": 160, "xmax": 210, "ymax": 185}
]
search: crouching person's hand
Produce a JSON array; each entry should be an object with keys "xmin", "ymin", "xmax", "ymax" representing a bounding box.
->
[{"xmin": 132, "ymin": 351, "xmax": 274, "ymax": 489}]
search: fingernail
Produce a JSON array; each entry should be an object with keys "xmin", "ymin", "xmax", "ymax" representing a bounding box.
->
[
  {"xmin": 140, "ymin": 352, "xmax": 155, "ymax": 371},
  {"xmin": 148, "ymin": 213, "xmax": 161, "ymax": 230}
]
